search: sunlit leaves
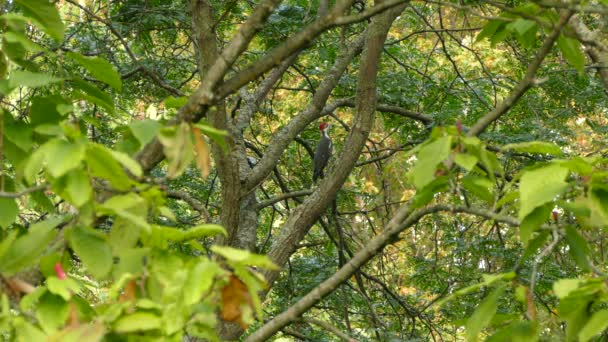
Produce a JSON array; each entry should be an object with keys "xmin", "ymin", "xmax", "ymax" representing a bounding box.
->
[
  {"xmin": 8, "ymin": 70, "xmax": 62, "ymax": 89},
  {"xmin": 466, "ymin": 285, "xmax": 506, "ymax": 341},
  {"xmin": 518, "ymin": 164, "xmax": 569, "ymax": 220},
  {"xmin": 66, "ymin": 52, "xmax": 122, "ymax": 91},
  {"xmin": 86, "ymin": 143, "xmax": 132, "ymax": 191},
  {"xmin": 129, "ymin": 120, "xmax": 162, "ymax": 147},
  {"xmin": 113, "ymin": 312, "xmax": 162, "ymax": 333},
  {"xmin": 502, "ymin": 141, "xmax": 562, "ymax": 156},
  {"xmin": 579, "ymin": 310, "xmax": 608, "ymax": 342},
  {"xmin": 158, "ymin": 122, "xmax": 194, "ymax": 179},
  {"xmin": 0, "ymin": 198, "xmax": 19, "ymax": 229},
  {"xmin": 411, "ymin": 136, "xmax": 451, "ymax": 189},
  {"xmin": 69, "ymin": 226, "xmax": 113, "ymax": 279},
  {"xmin": 0, "ymin": 218, "xmax": 61, "ymax": 275},
  {"xmin": 14, "ymin": 0, "xmax": 64, "ymax": 41},
  {"xmin": 557, "ymin": 35, "xmax": 585, "ymax": 73}
]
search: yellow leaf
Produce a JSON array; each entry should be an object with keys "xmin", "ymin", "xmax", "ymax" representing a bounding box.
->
[{"xmin": 192, "ymin": 127, "xmax": 211, "ymax": 178}]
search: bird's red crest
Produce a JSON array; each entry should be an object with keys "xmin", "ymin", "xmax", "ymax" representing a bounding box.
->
[{"xmin": 319, "ymin": 122, "xmax": 328, "ymax": 130}]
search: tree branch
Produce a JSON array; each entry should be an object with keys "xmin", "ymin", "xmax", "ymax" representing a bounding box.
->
[
  {"xmin": 467, "ymin": 10, "xmax": 573, "ymax": 137},
  {"xmin": 255, "ymin": 190, "xmax": 313, "ymax": 210},
  {"xmin": 246, "ymin": 204, "xmax": 524, "ymax": 341},
  {"xmin": 0, "ymin": 184, "xmax": 49, "ymax": 198}
]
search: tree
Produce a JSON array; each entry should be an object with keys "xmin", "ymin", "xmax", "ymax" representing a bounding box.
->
[{"xmin": 1, "ymin": 0, "xmax": 608, "ymax": 341}]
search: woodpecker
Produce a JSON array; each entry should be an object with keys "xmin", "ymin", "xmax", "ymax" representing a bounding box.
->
[{"xmin": 313, "ymin": 122, "xmax": 332, "ymax": 182}]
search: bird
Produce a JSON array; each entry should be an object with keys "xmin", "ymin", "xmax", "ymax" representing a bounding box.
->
[{"xmin": 313, "ymin": 122, "xmax": 332, "ymax": 182}]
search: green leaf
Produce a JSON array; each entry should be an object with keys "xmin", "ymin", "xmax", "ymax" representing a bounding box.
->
[
  {"xmin": 0, "ymin": 217, "xmax": 61, "ymax": 275},
  {"xmin": 108, "ymin": 150, "xmax": 142, "ymax": 177},
  {"xmin": 502, "ymin": 141, "xmax": 562, "ymax": 156},
  {"xmin": 0, "ymin": 198, "xmax": 18, "ymax": 228},
  {"xmin": 519, "ymin": 204, "xmax": 551, "ymax": 244},
  {"xmin": 522, "ymin": 231, "xmax": 549, "ymax": 261},
  {"xmin": 183, "ymin": 224, "xmax": 227, "ymax": 239},
  {"xmin": 13, "ymin": 317, "xmax": 47, "ymax": 341},
  {"xmin": 4, "ymin": 120, "xmax": 33, "ymax": 152},
  {"xmin": 69, "ymin": 226, "xmax": 113, "ymax": 279},
  {"xmin": 8, "ymin": 70, "xmax": 63, "ymax": 88},
  {"xmin": 579, "ymin": 309, "xmax": 608, "ymax": 342},
  {"xmin": 129, "ymin": 120, "xmax": 162, "ymax": 147},
  {"xmin": 64, "ymin": 169, "xmax": 92, "ymax": 207},
  {"xmin": 47, "ymin": 277, "xmax": 81, "ymax": 301},
  {"xmin": 466, "ymin": 285, "xmax": 505, "ymax": 341},
  {"xmin": 182, "ymin": 260, "xmax": 223, "ymax": 306},
  {"xmin": 164, "ymin": 96, "xmax": 188, "ymax": 109},
  {"xmin": 507, "ymin": 19, "xmax": 536, "ymax": 36},
  {"xmin": 24, "ymin": 149, "xmax": 45, "ymax": 185},
  {"xmin": 29, "ymin": 95, "xmax": 67, "ymax": 126},
  {"xmin": 193, "ymin": 122, "xmax": 228, "ymax": 151},
  {"xmin": 475, "ymin": 20, "xmax": 506, "ymax": 43},
  {"xmin": 158, "ymin": 122, "xmax": 194, "ymax": 179},
  {"xmin": 14, "ymin": 0, "xmax": 64, "ymax": 41},
  {"xmin": 411, "ymin": 136, "xmax": 451, "ymax": 189},
  {"xmin": 211, "ymin": 246, "xmax": 278, "ymax": 270},
  {"xmin": 109, "ymin": 218, "xmax": 143, "ymax": 255},
  {"xmin": 411, "ymin": 176, "xmax": 449, "ymax": 209},
  {"xmin": 454, "ymin": 153, "xmax": 478, "ymax": 171},
  {"xmin": 67, "ymin": 52, "xmax": 122, "ymax": 91},
  {"xmin": 43, "ymin": 139, "xmax": 86, "ymax": 178},
  {"xmin": 553, "ymin": 278, "xmax": 582, "ymax": 299},
  {"xmin": 71, "ymin": 78, "xmax": 115, "ymax": 114},
  {"xmin": 519, "ymin": 164, "xmax": 568, "ymax": 220},
  {"xmin": 463, "ymin": 175, "xmax": 494, "ymax": 203},
  {"xmin": 557, "ymin": 35, "xmax": 585, "ymax": 73},
  {"xmin": 2, "ymin": 32, "xmax": 44, "ymax": 52},
  {"xmin": 564, "ymin": 226, "xmax": 591, "ymax": 271},
  {"xmin": 86, "ymin": 143, "xmax": 132, "ymax": 191},
  {"xmin": 36, "ymin": 292, "xmax": 68, "ymax": 333},
  {"xmin": 113, "ymin": 312, "xmax": 162, "ymax": 333}
]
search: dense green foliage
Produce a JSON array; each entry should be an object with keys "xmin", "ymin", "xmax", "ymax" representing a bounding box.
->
[{"xmin": 1, "ymin": 0, "xmax": 608, "ymax": 341}]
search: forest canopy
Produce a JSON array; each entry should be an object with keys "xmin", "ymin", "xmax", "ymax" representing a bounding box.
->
[{"xmin": 1, "ymin": 0, "xmax": 608, "ymax": 341}]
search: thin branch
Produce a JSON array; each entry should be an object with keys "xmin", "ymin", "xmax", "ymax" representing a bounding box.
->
[
  {"xmin": 255, "ymin": 190, "xmax": 313, "ymax": 210},
  {"xmin": 467, "ymin": 10, "xmax": 573, "ymax": 137},
  {"xmin": 0, "ymin": 184, "xmax": 49, "ymax": 198},
  {"xmin": 165, "ymin": 189, "xmax": 211, "ymax": 222},
  {"xmin": 333, "ymin": 0, "xmax": 410, "ymax": 26},
  {"xmin": 303, "ymin": 318, "xmax": 359, "ymax": 342}
]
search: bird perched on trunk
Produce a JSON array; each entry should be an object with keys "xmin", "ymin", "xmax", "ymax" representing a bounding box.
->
[{"xmin": 313, "ymin": 122, "xmax": 332, "ymax": 182}]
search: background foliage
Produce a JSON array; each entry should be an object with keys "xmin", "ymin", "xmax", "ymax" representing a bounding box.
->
[{"xmin": 1, "ymin": 0, "xmax": 608, "ymax": 341}]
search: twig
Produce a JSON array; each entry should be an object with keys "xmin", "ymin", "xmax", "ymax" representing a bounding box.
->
[
  {"xmin": 0, "ymin": 184, "xmax": 49, "ymax": 198},
  {"xmin": 303, "ymin": 318, "xmax": 359, "ymax": 342},
  {"xmin": 467, "ymin": 10, "xmax": 574, "ymax": 137},
  {"xmin": 255, "ymin": 190, "xmax": 313, "ymax": 210}
]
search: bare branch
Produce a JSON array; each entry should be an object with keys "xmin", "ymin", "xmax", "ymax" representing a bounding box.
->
[
  {"xmin": 303, "ymin": 318, "xmax": 359, "ymax": 342},
  {"xmin": 0, "ymin": 184, "xmax": 49, "ymax": 198},
  {"xmin": 467, "ymin": 10, "xmax": 573, "ymax": 137},
  {"xmin": 165, "ymin": 189, "xmax": 211, "ymax": 222},
  {"xmin": 255, "ymin": 190, "xmax": 313, "ymax": 210}
]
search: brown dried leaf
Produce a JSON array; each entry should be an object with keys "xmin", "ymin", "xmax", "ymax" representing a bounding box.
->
[
  {"xmin": 192, "ymin": 126, "xmax": 211, "ymax": 178},
  {"xmin": 119, "ymin": 279, "xmax": 137, "ymax": 302},
  {"xmin": 221, "ymin": 275, "xmax": 253, "ymax": 329}
]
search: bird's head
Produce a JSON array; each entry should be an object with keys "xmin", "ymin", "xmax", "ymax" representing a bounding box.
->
[{"xmin": 319, "ymin": 122, "xmax": 331, "ymax": 132}]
